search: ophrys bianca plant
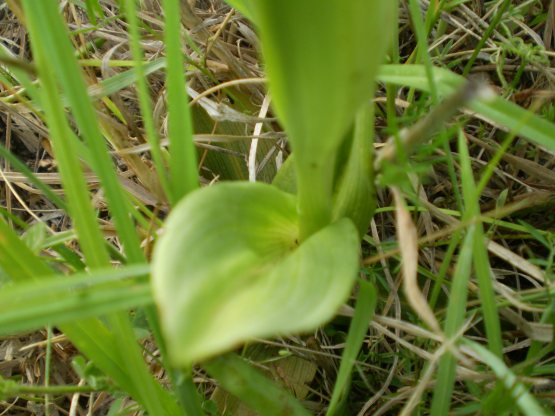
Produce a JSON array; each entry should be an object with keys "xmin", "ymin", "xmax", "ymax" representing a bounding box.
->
[{"xmin": 152, "ymin": 0, "xmax": 396, "ymax": 366}]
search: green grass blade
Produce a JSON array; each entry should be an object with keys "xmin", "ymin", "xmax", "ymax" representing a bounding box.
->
[
  {"xmin": 84, "ymin": 0, "xmax": 103, "ymax": 25},
  {"xmin": 252, "ymin": 0, "xmax": 395, "ymax": 239},
  {"xmin": 157, "ymin": 5, "xmax": 203, "ymax": 407},
  {"xmin": 406, "ymin": 0, "xmax": 464, "ymax": 217},
  {"xmin": 26, "ymin": 0, "xmax": 144, "ymax": 263},
  {"xmin": 464, "ymin": 340, "xmax": 548, "ymax": 416},
  {"xmin": 90, "ymin": 58, "xmax": 166, "ymax": 99},
  {"xmin": 431, "ymin": 225, "xmax": 476, "ymax": 415},
  {"xmin": 473, "ymin": 225, "xmax": 503, "ymax": 355},
  {"xmin": 58, "ymin": 322, "xmax": 138, "ymax": 394},
  {"xmin": 0, "ymin": 266, "xmax": 152, "ymax": 335},
  {"xmin": 123, "ymin": 0, "xmax": 171, "ymax": 201},
  {"xmin": 174, "ymin": 371, "xmax": 204, "ymax": 416},
  {"xmin": 159, "ymin": 7, "xmax": 204, "ymax": 409},
  {"xmin": 462, "ymin": 0, "xmax": 511, "ymax": 76},
  {"xmin": 457, "ymin": 129, "xmax": 503, "ymax": 356},
  {"xmin": 327, "ymin": 280, "xmax": 377, "ymax": 415},
  {"xmin": 21, "ymin": 2, "xmax": 181, "ymax": 413},
  {"xmin": 23, "ymin": 0, "xmax": 110, "ymax": 269},
  {"xmin": 162, "ymin": 0, "xmax": 198, "ymax": 204},
  {"xmin": 0, "ymin": 220, "xmax": 148, "ymax": 406},
  {"xmin": 0, "ymin": 43, "xmax": 40, "ymax": 100},
  {"xmin": 378, "ymin": 65, "xmax": 555, "ymax": 152},
  {"xmin": 105, "ymin": 311, "xmax": 177, "ymax": 415},
  {"xmin": 204, "ymin": 354, "xmax": 311, "ymax": 416},
  {"xmin": 0, "ymin": 219, "xmax": 179, "ymax": 414},
  {"xmin": 0, "ymin": 207, "xmax": 29, "ymax": 230},
  {"xmin": 431, "ymin": 127, "xmax": 505, "ymax": 414},
  {"xmin": 0, "ymin": 218, "xmax": 54, "ymax": 280},
  {"xmin": 223, "ymin": 0, "xmax": 256, "ymax": 21},
  {"xmin": 408, "ymin": 0, "xmax": 438, "ymax": 103},
  {"xmin": 0, "ymin": 143, "xmax": 66, "ymax": 210}
]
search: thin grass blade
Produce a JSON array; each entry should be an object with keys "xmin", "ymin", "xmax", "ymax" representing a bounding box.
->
[
  {"xmin": 123, "ymin": 0, "xmax": 171, "ymax": 201},
  {"xmin": 163, "ymin": 0, "xmax": 198, "ymax": 204},
  {"xmin": 223, "ymin": 0, "xmax": 256, "ymax": 21},
  {"xmin": 457, "ymin": 129, "xmax": 503, "ymax": 356},
  {"xmin": 0, "ymin": 219, "xmax": 141, "ymax": 405},
  {"xmin": 23, "ymin": 0, "xmax": 110, "ymax": 269},
  {"xmin": 378, "ymin": 65, "xmax": 555, "ymax": 152},
  {"xmin": 464, "ymin": 340, "xmax": 548, "ymax": 416},
  {"xmin": 430, "ymin": 225, "xmax": 476, "ymax": 415},
  {"xmin": 26, "ymin": 0, "xmax": 144, "ymax": 263},
  {"xmin": 0, "ymin": 266, "xmax": 152, "ymax": 335},
  {"xmin": 327, "ymin": 280, "xmax": 377, "ymax": 415}
]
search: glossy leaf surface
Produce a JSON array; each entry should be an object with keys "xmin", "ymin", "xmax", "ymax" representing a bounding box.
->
[{"xmin": 152, "ymin": 183, "xmax": 359, "ymax": 365}]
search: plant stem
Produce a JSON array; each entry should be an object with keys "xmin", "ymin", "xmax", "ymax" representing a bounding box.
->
[
  {"xmin": 44, "ymin": 326, "xmax": 53, "ymax": 416},
  {"xmin": 173, "ymin": 369, "xmax": 204, "ymax": 416},
  {"xmin": 0, "ymin": 382, "xmax": 99, "ymax": 396},
  {"xmin": 295, "ymin": 153, "xmax": 335, "ymax": 241}
]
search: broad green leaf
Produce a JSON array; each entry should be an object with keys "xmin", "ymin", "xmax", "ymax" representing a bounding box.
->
[
  {"xmin": 152, "ymin": 182, "xmax": 360, "ymax": 365},
  {"xmin": 253, "ymin": 0, "xmax": 395, "ymax": 162},
  {"xmin": 251, "ymin": 0, "xmax": 395, "ymax": 238}
]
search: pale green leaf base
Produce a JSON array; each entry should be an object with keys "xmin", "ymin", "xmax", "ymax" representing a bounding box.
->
[{"xmin": 152, "ymin": 182, "xmax": 360, "ymax": 366}]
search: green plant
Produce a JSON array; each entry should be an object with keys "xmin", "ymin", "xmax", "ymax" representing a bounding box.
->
[
  {"xmin": 1, "ymin": 1, "xmax": 555, "ymax": 414},
  {"xmin": 152, "ymin": 0, "xmax": 396, "ymax": 367}
]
